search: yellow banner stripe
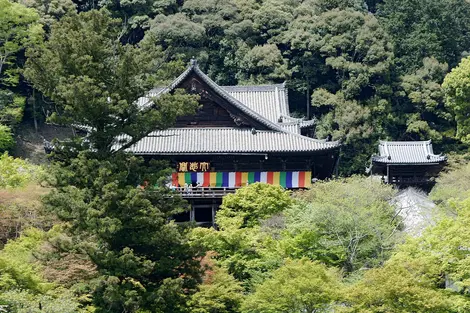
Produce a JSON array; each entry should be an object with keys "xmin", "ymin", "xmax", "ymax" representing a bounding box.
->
[
  {"xmin": 304, "ymin": 171, "xmax": 312, "ymax": 187},
  {"xmin": 210, "ymin": 172, "xmax": 217, "ymax": 187},
  {"xmin": 177, "ymin": 173, "xmax": 185, "ymax": 186},
  {"xmin": 241, "ymin": 172, "xmax": 248, "ymax": 186},
  {"xmin": 273, "ymin": 172, "xmax": 280, "ymax": 186}
]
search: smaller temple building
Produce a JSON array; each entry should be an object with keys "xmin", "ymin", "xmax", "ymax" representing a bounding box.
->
[{"xmin": 371, "ymin": 140, "xmax": 447, "ymax": 186}]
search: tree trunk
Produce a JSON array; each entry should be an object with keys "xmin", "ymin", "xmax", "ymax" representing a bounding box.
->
[
  {"xmin": 306, "ymin": 83, "xmax": 310, "ymax": 119},
  {"xmin": 32, "ymin": 89, "xmax": 38, "ymax": 132}
]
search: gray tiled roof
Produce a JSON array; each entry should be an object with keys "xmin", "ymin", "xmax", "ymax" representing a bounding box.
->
[
  {"xmin": 372, "ymin": 140, "xmax": 447, "ymax": 164},
  {"xmin": 140, "ymin": 85, "xmax": 289, "ymax": 124},
  {"xmin": 279, "ymin": 114, "xmax": 316, "ymax": 129},
  {"xmin": 137, "ymin": 61, "xmax": 314, "ymax": 133},
  {"xmin": 222, "ymin": 85, "xmax": 288, "ymax": 124},
  {"xmin": 125, "ymin": 60, "xmax": 338, "ymax": 155},
  {"xmin": 279, "ymin": 123, "xmax": 301, "ymax": 133},
  {"xmin": 118, "ymin": 128, "xmax": 339, "ymax": 155}
]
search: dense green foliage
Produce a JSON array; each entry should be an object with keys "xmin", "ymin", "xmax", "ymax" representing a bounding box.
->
[
  {"xmin": 217, "ymin": 183, "xmax": 293, "ymax": 228},
  {"xmin": 287, "ymin": 177, "xmax": 400, "ymax": 272},
  {"xmin": 242, "ymin": 259, "xmax": 342, "ymax": 313},
  {"xmin": 3, "ymin": 168, "xmax": 470, "ymax": 312},
  {"xmin": 0, "ymin": 228, "xmax": 89, "ymax": 313},
  {"xmin": 42, "ymin": 153, "xmax": 204, "ymax": 313},
  {"xmin": 3, "ymin": 0, "xmax": 470, "ymax": 311},
  {"xmin": 186, "ymin": 174, "xmax": 470, "ymax": 312},
  {"xmin": 189, "ymin": 257, "xmax": 244, "ymax": 313},
  {"xmin": 191, "ymin": 179, "xmax": 397, "ymax": 288},
  {"xmin": 0, "ymin": 0, "xmax": 41, "ymax": 150},
  {"xmin": 443, "ymin": 57, "xmax": 470, "ymax": 144},
  {"xmin": 24, "ymin": 9, "xmax": 199, "ymax": 157},
  {"xmin": 0, "ymin": 152, "xmax": 42, "ymax": 188}
]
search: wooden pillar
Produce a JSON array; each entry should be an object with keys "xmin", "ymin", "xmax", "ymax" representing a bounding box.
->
[
  {"xmin": 211, "ymin": 200, "xmax": 217, "ymax": 228},
  {"xmin": 190, "ymin": 201, "xmax": 195, "ymax": 222},
  {"xmin": 387, "ymin": 165, "xmax": 391, "ymax": 183}
]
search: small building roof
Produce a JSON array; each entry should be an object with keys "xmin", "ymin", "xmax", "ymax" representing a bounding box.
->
[
  {"xmin": 118, "ymin": 127, "xmax": 338, "ymax": 155},
  {"xmin": 372, "ymin": 140, "xmax": 447, "ymax": 164}
]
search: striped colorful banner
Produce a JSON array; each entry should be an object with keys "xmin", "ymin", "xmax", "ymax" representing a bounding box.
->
[{"xmin": 171, "ymin": 171, "xmax": 312, "ymax": 188}]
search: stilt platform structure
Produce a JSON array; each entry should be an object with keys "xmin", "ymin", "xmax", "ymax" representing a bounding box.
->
[{"xmin": 371, "ymin": 140, "xmax": 447, "ymax": 186}]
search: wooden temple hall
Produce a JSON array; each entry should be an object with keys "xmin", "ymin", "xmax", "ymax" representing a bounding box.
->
[
  {"xmin": 126, "ymin": 59, "xmax": 341, "ymax": 226},
  {"xmin": 370, "ymin": 140, "xmax": 447, "ymax": 186}
]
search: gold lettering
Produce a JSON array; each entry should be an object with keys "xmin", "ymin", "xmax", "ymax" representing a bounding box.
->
[
  {"xmin": 189, "ymin": 162, "xmax": 199, "ymax": 172},
  {"xmin": 178, "ymin": 162, "xmax": 188, "ymax": 172},
  {"xmin": 200, "ymin": 162, "xmax": 210, "ymax": 171}
]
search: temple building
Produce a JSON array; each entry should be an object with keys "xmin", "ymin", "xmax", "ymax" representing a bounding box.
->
[
  {"xmin": 123, "ymin": 60, "xmax": 340, "ymax": 226},
  {"xmin": 370, "ymin": 140, "xmax": 447, "ymax": 186}
]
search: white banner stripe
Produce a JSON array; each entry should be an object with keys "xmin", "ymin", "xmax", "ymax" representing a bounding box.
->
[
  {"xmin": 292, "ymin": 171, "xmax": 299, "ymax": 188},
  {"xmin": 228, "ymin": 172, "xmax": 236, "ymax": 188},
  {"xmin": 196, "ymin": 172, "xmax": 204, "ymax": 185},
  {"xmin": 260, "ymin": 172, "xmax": 268, "ymax": 183}
]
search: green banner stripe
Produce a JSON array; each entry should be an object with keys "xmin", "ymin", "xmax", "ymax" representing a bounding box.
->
[
  {"xmin": 280, "ymin": 171, "xmax": 287, "ymax": 188},
  {"xmin": 184, "ymin": 172, "xmax": 191, "ymax": 185},
  {"xmin": 216, "ymin": 172, "xmax": 223, "ymax": 187},
  {"xmin": 248, "ymin": 172, "xmax": 255, "ymax": 183}
]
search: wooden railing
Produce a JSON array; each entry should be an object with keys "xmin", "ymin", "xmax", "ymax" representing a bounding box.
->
[
  {"xmin": 388, "ymin": 176, "xmax": 435, "ymax": 184},
  {"xmin": 171, "ymin": 186, "xmax": 239, "ymax": 198}
]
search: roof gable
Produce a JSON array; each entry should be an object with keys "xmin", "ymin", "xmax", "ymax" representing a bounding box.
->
[
  {"xmin": 138, "ymin": 64, "xmax": 316, "ymax": 134},
  {"xmin": 153, "ymin": 59, "xmax": 287, "ymax": 132}
]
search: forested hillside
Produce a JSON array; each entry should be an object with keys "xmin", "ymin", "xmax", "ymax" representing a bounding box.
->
[
  {"xmin": 2, "ymin": 0, "xmax": 470, "ymax": 171},
  {"xmin": 2, "ymin": 0, "xmax": 470, "ymax": 312},
  {"xmin": 4, "ymin": 161, "xmax": 470, "ymax": 312}
]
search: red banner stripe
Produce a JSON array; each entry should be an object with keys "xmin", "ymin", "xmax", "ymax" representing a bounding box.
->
[
  {"xmin": 172, "ymin": 173, "xmax": 178, "ymax": 187},
  {"xmin": 235, "ymin": 172, "xmax": 242, "ymax": 187},
  {"xmin": 298, "ymin": 171, "xmax": 305, "ymax": 188},
  {"xmin": 267, "ymin": 172, "xmax": 274, "ymax": 184},
  {"xmin": 203, "ymin": 172, "xmax": 211, "ymax": 187}
]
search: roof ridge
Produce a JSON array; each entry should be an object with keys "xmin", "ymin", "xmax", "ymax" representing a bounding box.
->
[
  {"xmin": 220, "ymin": 84, "xmax": 285, "ymax": 90},
  {"xmin": 151, "ymin": 84, "xmax": 286, "ymax": 93},
  {"xmin": 379, "ymin": 140, "xmax": 432, "ymax": 145},
  {"xmin": 278, "ymin": 121, "xmax": 301, "ymax": 125},
  {"xmin": 280, "ymin": 114, "xmax": 303, "ymax": 120},
  {"xmin": 191, "ymin": 63, "xmax": 337, "ymax": 145},
  {"xmin": 150, "ymin": 127, "xmax": 305, "ymax": 132}
]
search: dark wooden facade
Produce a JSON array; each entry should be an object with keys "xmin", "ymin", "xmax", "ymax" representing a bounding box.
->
[
  {"xmin": 372, "ymin": 163, "xmax": 445, "ymax": 186},
  {"xmin": 145, "ymin": 153, "xmax": 338, "ymax": 180}
]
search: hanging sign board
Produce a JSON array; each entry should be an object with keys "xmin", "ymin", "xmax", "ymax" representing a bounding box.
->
[{"xmin": 177, "ymin": 162, "xmax": 210, "ymax": 172}]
